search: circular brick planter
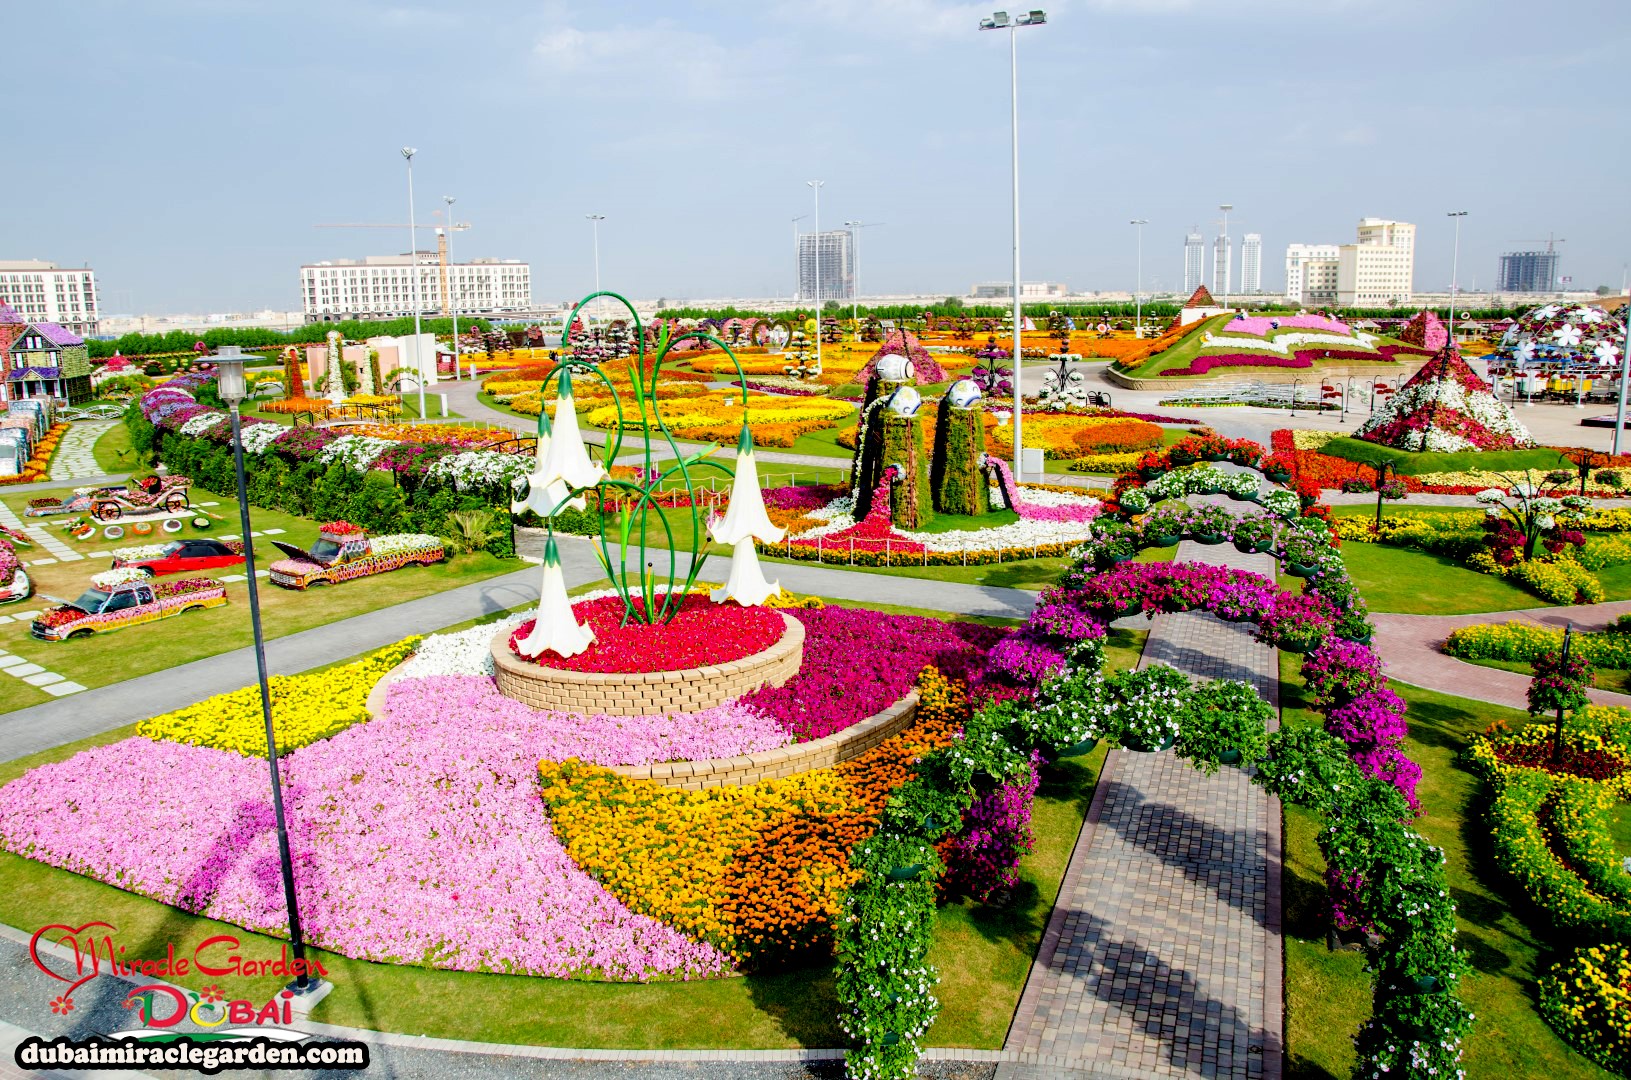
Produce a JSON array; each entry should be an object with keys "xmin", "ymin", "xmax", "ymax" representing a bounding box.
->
[{"xmin": 490, "ymin": 613, "xmax": 804, "ymax": 717}]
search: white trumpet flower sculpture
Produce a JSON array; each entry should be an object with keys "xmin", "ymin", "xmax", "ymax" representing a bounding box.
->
[
  {"xmin": 510, "ymin": 367, "xmax": 605, "ymax": 519},
  {"xmin": 709, "ymin": 426, "xmax": 786, "ymax": 607},
  {"xmin": 514, "ymin": 535, "xmax": 596, "ymax": 659}
]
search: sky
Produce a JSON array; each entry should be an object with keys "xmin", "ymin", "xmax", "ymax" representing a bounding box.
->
[{"xmin": 13, "ymin": 0, "xmax": 1630, "ymax": 315}]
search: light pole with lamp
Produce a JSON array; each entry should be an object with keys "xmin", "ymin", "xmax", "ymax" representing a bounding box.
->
[
  {"xmin": 980, "ymin": 7, "xmax": 1047, "ymax": 482},
  {"xmin": 1130, "ymin": 218, "xmax": 1148, "ymax": 336},
  {"xmin": 402, "ymin": 148, "xmax": 426, "ymax": 420},
  {"xmin": 443, "ymin": 195, "xmax": 460, "ymax": 380},
  {"xmin": 1446, "ymin": 211, "xmax": 1468, "ymax": 343},
  {"xmin": 213, "ymin": 346, "xmax": 327, "ymax": 1007},
  {"xmin": 1218, "ymin": 203, "xmax": 1233, "ymax": 308},
  {"xmin": 806, "ymin": 181, "xmax": 824, "ymax": 375},
  {"xmin": 1614, "ymin": 306, "xmax": 1631, "ymax": 456},
  {"xmin": 586, "ymin": 214, "xmax": 606, "ymax": 325}
]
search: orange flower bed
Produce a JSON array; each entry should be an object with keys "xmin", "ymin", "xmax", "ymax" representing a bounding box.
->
[
  {"xmin": 0, "ymin": 422, "xmax": 67, "ymax": 485},
  {"xmin": 260, "ymin": 397, "xmax": 331, "ymax": 415},
  {"xmin": 536, "ymin": 668, "xmax": 968, "ymax": 967}
]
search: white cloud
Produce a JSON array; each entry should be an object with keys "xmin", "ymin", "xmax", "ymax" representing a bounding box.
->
[{"xmin": 532, "ymin": 20, "xmax": 739, "ymax": 100}]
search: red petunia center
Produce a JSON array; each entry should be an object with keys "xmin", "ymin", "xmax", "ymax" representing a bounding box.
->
[{"xmin": 509, "ymin": 594, "xmax": 787, "ymax": 674}]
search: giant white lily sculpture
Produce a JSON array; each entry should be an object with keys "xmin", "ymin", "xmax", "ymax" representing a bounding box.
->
[
  {"xmin": 510, "ymin": 366, "xmax": 605, "ymax": 518},
  {"xmin": 514, "ymin": 534, "xmax": 596, "ymax": 659},
  {"xmin": 708, "ymin": 425, "xmax": 786, "ymax": 607}
]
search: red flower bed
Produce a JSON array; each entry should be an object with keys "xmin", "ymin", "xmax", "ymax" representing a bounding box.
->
[
  {"xmin": 508, "ymin": 594, "xmax": 787, "ymax": 673},
  {"xmin": 1494, "ymin": 739, "xmax": 1626, "ymax": 781},
  {"xmin": 1159, "ymin": 344, "xmax": 1431, "ymax": 377},
  {"xmin": 320, "ymin": 520, "xmax": 366, "ymax": 536}
]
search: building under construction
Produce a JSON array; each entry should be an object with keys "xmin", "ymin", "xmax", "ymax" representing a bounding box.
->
[{"xmin": 298, "ymin": 250, "xmax": 532, "ymax": 323}]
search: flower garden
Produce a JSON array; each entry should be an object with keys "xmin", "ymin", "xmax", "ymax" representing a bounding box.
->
[{"xmin": 1112, "ymin": 311, "xmax": 1435, "ymax": 380}]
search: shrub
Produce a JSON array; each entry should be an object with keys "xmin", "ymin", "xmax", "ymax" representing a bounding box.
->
[{"xmin": 1540, "ymin": 945, "xmax": 1631, "ymax": 1074}]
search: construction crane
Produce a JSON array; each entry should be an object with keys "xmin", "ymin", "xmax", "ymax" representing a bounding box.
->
[{"xmin": 314, "ymin": 218, "xmax": 471, "ymax": 316}]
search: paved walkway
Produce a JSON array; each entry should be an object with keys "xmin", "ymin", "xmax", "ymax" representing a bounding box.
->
[
  {"xmin": 1000, "ymin": 538, "xmax": 1281, "ymax": 1080},
  {"xmin": 0, "ymin": 538, "xmax": 1035, "ymax": 762},
  {"xmin": 45, "ymin": 421, "xmax": 114, "ymax": 483},
  {"xmin": 1373, "ymin": 600, "xmax": 1631, "ymax": 712}
]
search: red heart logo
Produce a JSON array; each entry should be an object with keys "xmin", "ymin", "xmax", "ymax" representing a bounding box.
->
[{"xmin": 29, "ymin": 922, "xmax": 116, "ymax": 1002}]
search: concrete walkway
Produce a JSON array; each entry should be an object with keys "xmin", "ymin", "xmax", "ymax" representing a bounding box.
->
[
  {"xmin": 1372, "ymin": 600, "xmax": 1631, "ymax": 712},
  {"xmin": 45, "ymin": 421, "xmax": 115, "ymax": 483},
  {"xmin": 0, "ymin": 537, "xmax": 1035, "ymax": 763},
  {"xmin": 1000, "ymin": 538, "xmax": 1281, "ymax": 1080}
]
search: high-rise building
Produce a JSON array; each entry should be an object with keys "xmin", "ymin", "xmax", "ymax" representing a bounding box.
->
[
  {"xmin": 797, "ymin": 230, "xmax": 854, "ymax": 301},
  {"xmin": 1498, "ymin": 250, "xmax": 1562, "ymax": 293},
  {"xmin": 1284, "ymin": 244, "xmax": 1341, "ymax": 306},
  {"xmin": 0, "ymin": 261, "xmax": 99, "ymax": 336},
  {"xmin": 1212, "ymin": 234, "xmax": 1232, "ymax": 298},
  {"xmin": 969, "ymin": 282, "xmax": 1068, "ymax": 299},
  {"xmin": 1337, "ymin": 218, "xmax": 1415, "ymax": 307},
  {"xmin": 1240, "ymin": 234, "xmax": 1263, "ymax": 295},
  {"xmin": 300, "ymin": 254, "xmax": 532, "ymax": 323},
  {"xmin": 1183, "ymin": 230, "xmax": 1205, "ymax": 293}
]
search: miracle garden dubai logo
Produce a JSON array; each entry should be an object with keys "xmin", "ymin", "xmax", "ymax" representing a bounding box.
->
[{"xmin": 30, "ymin": 921, "xmax": 329, "ymax": 1041}]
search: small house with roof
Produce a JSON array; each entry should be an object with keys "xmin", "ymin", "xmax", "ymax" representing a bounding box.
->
[
  {"xmin": 0, "ymin": 302, "xmax": 92, "ymax": 404},
  {"xmin": 1176, "ymin": 285, "xmax": 1232, "ymax": 327}
]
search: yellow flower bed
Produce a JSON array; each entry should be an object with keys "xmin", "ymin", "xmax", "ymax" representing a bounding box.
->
[
  {"xmin": 986, "ymin": 414, "xmax": 1164, "ymax": 460},
  {"xmin": 537, "ymin": 668, "xmax": 964, "ymax": 966},
  {"xmin": 1290, "ymin": 429, "xmax": 1339, "ymax": 451},
  {"xmin": 136, "ymin": 640, "xmax": 419, "ymax": 757},
  {"xmin": 1067, "ymin": 451, "xmax": 1145, "ymax": 474},
  {"xmin": 503, "ymin": 382, "xmax": 709, "ymax": 416},
  {"xmin": 1542, "ymin": 944, "xmax": 1631, "ymax": 1074},
  {"xmin": 583, "ymin": 394, "xmax": 855, "ymax": 448}
]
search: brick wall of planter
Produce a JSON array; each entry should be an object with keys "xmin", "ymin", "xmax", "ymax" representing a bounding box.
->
[
  {"xmin": 605, "ymin": 693, "xmax": 919, "ymax": 790},
  {"xmin": 490, "ymin": 613, "xmax": 804, "ymax": 716}
]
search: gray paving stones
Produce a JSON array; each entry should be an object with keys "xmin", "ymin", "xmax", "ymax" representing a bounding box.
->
[
  {"xmin": 1002, "ymin": 536, "xmax": 1282, "ymax": 1079},
  {"xmin": 46, "ymin": 421, "xmax": 114, "ymax": 483}
]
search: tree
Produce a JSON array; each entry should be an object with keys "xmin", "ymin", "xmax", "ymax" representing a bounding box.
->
[{"xmin": 1597, "ymin": 285, "xmax": 1613, "ymax": 297}]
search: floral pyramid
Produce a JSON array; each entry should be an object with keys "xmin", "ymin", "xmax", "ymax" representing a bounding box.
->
[
  {"xmin": 1355, "ymin": 343, "xmax": 1533, "ymax": 451},
  {"xmin": 854, "ymin": 329, "xmax": 948, "ymax": 384},
  {"xmin": 1396, "ymin": 310, "xmax": 1448, "ymax": 351}
]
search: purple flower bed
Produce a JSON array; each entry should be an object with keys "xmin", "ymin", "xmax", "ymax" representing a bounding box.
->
[
  {"xmin": 763, "ymin": 484, "xmax": 846, "ymax": 513},
  {"xmin": 1222, "ymin": 314, "xmax": 1353, "ymax": 337},
  {"xmin": 940, "ymin": 749, "xmax": 1042, "ymax": 901},
  {"xmin": 0, "ymin": 699, "xmax": 736, "ymax": 981},
  {"xmin": 743, "ymin": 380, "xmax": 828, "ymax": 397},
  {"xmin": 1023, "ymin": 561, "xmax": 1421, "ymax": 808},
  {"xmin": 1159, "ymin": 344, "xmax": 1434, "ymax": 377},
  {"xmin": 742, "ymin": 607, "xmax": 1003, "ymax": 740}
]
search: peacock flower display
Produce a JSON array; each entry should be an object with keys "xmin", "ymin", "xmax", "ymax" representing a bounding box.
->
[
  {"xmin": 513, "ymin": 535, "xmax": 596, "ymax": 659},
  {"xmin": 511, "ymin": 366, "xmax": 605, "ymax": 518},
  {"xmin": 709, "ymin": 425, "xmax": 785, "ymax": 607}
]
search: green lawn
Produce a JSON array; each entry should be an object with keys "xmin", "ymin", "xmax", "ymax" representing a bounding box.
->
[
  {"xmin": 0, "ymin": 606, "xmax": 1146, "ymax": 1050},
  {"xmin": 1318, "ymin": 438, "xmax": 1573, "ymax": 477},
  {"xmin": 1335, "ymin": 540, "xmax": 1540, "ymax": 614},
  {"xmin": 91, "ymin": 421, "xmax": 141, "ymax": 475},
  {"xmin": 0, "ymin": 485, "xmax": 519, "ymax": 712},
  {"xmin": 1446, "ymin": 654, "xmax": 1631, "ymax": 695},
  {"xmin": 1280, "ymin": 656, "xmax": 1615, "ymax": 1080}
]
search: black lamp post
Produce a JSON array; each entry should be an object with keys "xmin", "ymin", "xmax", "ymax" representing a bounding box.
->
[{"xmin": 212, "ymin": 346, "xmax": 325, "ymax": 1003}]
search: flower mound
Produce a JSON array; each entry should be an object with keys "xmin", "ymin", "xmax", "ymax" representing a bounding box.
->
[
  {"xmin": 508, "ymin": 594, "xmax": 787, "ymax": 674},
  {"xmin": 1355, "ymin": 342, "xmax": 1534, "ymax": 451}
]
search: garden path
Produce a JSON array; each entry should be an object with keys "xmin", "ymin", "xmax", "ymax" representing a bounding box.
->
[
  {"xmin": 1000, "ymin": 534, "xmax": 1282, "ymax": 1080},
  {"xmin": 0, "ymin": 539, "xmax": 1038, "ymax": 763},
  {"xmin": 45, "ymin": 421, "xmax": 114, "ymax": 483},
  {"xmin": 1372, "ymin": 602, "xmax": 1631, "ymax": 712}
]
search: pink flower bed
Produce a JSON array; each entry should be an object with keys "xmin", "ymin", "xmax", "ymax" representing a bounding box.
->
[
  {"xmin": 0, "ymin": 697, "xmax": 737, "ymax": 981},
  {"xmin": 743, "ymin": 607, "xmax": 1003, "ymax": 740},
  {"xmin": 1159, "ymin": 344, "xmax": 1432, "ymax": 377},
  {"xmin": 1221, "ymin": 314, "xmax": 1353, "ymax": 337}
]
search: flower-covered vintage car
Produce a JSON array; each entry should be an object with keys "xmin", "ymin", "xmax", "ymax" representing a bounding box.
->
[
  {"xmin": 267, "ymin": 522, "xmax": 445, "ymax": 590},
  {"xmin": 31, "ymin": 568, "xmax": 226, "ymax": 641},
  {"xmin": 25, "ymin": 475, "xmax": 192, "ymax": 520},
  {"xmin": 0, "ymin": 525, "xmax": 33, "ymax": 605},
  {"xmin": 111, "ymin": 538, "xmax": 245, "ymax": 578}
]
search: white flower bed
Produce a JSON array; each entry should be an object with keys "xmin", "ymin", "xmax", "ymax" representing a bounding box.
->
[
  {"xmin": 397, "ymin": 614, "xmax": 530, "ymax": 678},
  {"xmin": 180, "ymin": 411, "xmax": 228, "ymax": 438},
  {"xmin": 238, "ymin": 424, "xmax": 284, "ymax": 455},
  {"xmin": 110, "ymin": 544, "xmax": 172, "ymax": 561},
  {"xmin": 315, "ymin": 435, "xmax": 397, "ymax": 472},
  {"xmin": 91, "ymin": 567, "xmax": 151, "ymax": 590},
  {"xmin": 372, "ymin": 533, "xmax": 443, "ymax": 556},
  {"xmin": 425, "ymin": 450, "xmax": 531, "ymax": 491}
]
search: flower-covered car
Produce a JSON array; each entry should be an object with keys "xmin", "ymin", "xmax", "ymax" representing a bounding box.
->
[
  {"xmin": 31, "ymin": 569, "xmax": 226, "ymax": 641},
  {"xmin": 24, "ymin": 476, "xmax": 192, "ymax": 521},
  {"xmin": 111, "ymin": 539, "xmax": 245, "ymax": 578},
  {"xmin": 268, "ymin": 522, "xmax": 445, "ymax": 590}
]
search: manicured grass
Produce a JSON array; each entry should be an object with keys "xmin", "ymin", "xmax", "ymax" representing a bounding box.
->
[
  {"xmin": 1318, "ymin": 438, "xmax": 1571, "ymax": 476},
  {"xmin": 788, "ymin": 424, "xmax": 859, "ymax": 460},
  {"xmin": 1335, "ymin": 540, "xmax": 1539, "ymax": 615},
  {"xmin": 0, "ymin": 486, "xmax": 519, "ymax": 712},
  {"xmin": 0, "ymin": 609, "xmax": 1143, "ymax": 1050},
  {"xmin": 1445, "ymin": 654, "xmax": 1631, "ymax": 694},
  {"xmin": 91, "ymin": 421, "xmax": 141, "ymax": 475},
  {"xmin": 1280, "ymin": 654, "xmax": 1615, "ymax": 1079}
]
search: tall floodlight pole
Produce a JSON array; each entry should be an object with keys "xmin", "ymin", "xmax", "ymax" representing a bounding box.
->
[
  {"xmin": 586, "ymin": 214, "xmax": 606, "ymax": 322},
  {"xmin": 1219, "ymin": 203, "xmax": 1233, "ymax": 308},
  {"xmin": 807, "ymin": 181, "xmax": 824, "ymax": 374},
  {"xmin": 981, "ymin": 8, "xmax": 1047, "ymax": 481},
  {"xmin": 1446, "ymin": 211, "xmax": 1468, "ymax": 343},
  {"xmin": 791, "ymin": 215, "xmax": 807, "ymax": 299},
  {"xmin": 443, "ymin": 195, "xmax": 459, "ymax": 378},
  {"xmin": 1614, "ymin": 308, "xmax": 1631, "ymax": 455},
  {"xmin": 402, "ymin": 147, "xmax": 426, "ymax": 419},
  {"xmin": 1131, "ymin": 219, "xmax": 1148, "ymax": 335},
  {"xmin": 845, "ymin": 219, "xmax": 862, "ymax": 328}
]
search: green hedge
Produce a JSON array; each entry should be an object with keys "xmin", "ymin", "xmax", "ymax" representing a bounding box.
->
[{"xmin": 1316, "ymin": 438, "xmax": 1569, "ymax": 476}]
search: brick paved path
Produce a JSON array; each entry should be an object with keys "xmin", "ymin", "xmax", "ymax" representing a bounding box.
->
[{"xmin": 1000, "ymin": 539, "xmax": 1283, "ymax": 1080}]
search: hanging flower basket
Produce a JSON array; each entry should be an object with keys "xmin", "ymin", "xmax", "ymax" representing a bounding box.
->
[
  {"xmin": 1056, "ymin": 736, "xmax": 1101, "ymax": 759},
  {"xmin": 1123, "ymin": 730, "xmax": 1175, "ymax": 753},
  {"xmin": 1266, "ymin": 469, "xmax": 1292, "ymax": 484},
  {"xmin": 1218, "ymin": 748, "xmax": 1243, "ymax": 765},
  {"xmin": 1278, "ymin": 631, "xmax": 1322, "ymax": 654},
  {"xmin": 1286, "ymin": 562, "xmax": 1319, "ymax": 578},
  {"xmin": 1151, "ymin": 533, "xmax": 1180, "ymax": 548},
  {"xmin": 1193, "ymin": 532, "xmax": 1225, "ymax": 545},
  {"xmin": 887, "ymin": 863, "xmax": 925, "ymax": 882}
]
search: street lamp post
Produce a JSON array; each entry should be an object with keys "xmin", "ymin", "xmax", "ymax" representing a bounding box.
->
[
  {"xmin": 1446, "ymin": 211, "xmax": 1468, "ymax": 343},
  {"xmin": 443, "ymin": 195, "xmax": 459, "ymax": 379},
  {"xmin": 807, "ymin": 181, "xmax": 824, "ymax": 375},
  {"xmin": 586, "ymin": 214, "xmax": 606, "ymax": 323},
  {"xmin": 1218, "ymin": 203, "xmax": 1233, "ymax": 308},
  {"xmin": 1614, "ymin": 305, "xmax": 1631, "ymax": 456},
  {"xmin": 402, "ymin": 148, "xmax": 426, "ymax": 419},
  {"xmin": 1130, "ymin": 219, "xmax": 1148, "ymax": 336},
  {"xmin": 212, "ymin": 346, "xmax": 325, "ymax": 1005},
  {"xmin": 981, "ymin": 8, "xmax": 1047, "ymax": 482}
]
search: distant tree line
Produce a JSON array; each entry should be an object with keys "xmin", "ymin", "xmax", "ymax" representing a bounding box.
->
[
  {"xmin": 88, "ymin": 316, "xmax": 494, "ymax": 359},
  {"xmin": 655, "ymin": 299, "xmax": 1554, "ymax": 324}
]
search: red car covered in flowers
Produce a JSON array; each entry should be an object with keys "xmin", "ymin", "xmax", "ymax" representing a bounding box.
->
[{"xmin": 111, "ymin": 539, "xmax": 245, "ymax": 578}]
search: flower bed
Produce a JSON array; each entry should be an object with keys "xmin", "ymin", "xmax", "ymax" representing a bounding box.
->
[
  {"xmin": 1445, "ymin": 622, "xmax": 1631, "ymax": 669},
  {"xmin": 1540, "ymin": 944, "xmax": 1631, "ymax": 1075},
  {"xmin": 0, "ymin": 421, "xmax": 67, "ymax": 486}
]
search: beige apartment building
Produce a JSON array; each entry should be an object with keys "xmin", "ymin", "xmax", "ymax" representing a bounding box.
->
[{"xmin": 1337, "ymin": 218, "xmax": 1415, "ymax": 307}]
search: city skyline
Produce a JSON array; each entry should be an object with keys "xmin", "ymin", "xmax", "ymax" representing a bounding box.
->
[{"xmin": 10, "ymin": 0, "xmax": 1628, "ymax": 315}]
